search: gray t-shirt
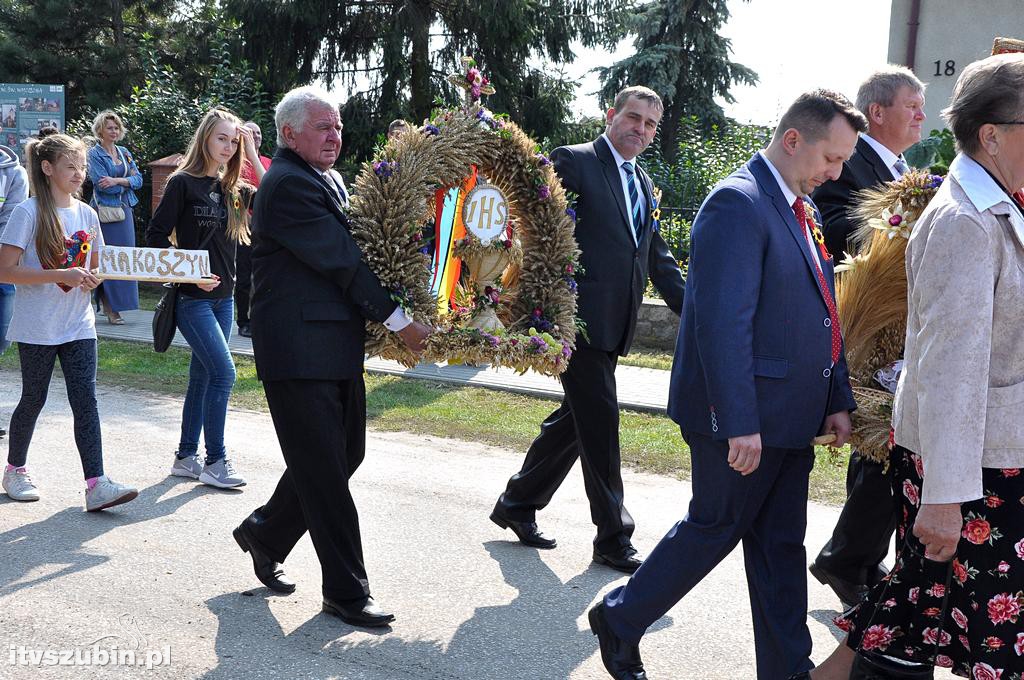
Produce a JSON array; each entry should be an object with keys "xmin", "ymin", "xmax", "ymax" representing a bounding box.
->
[{"xmin": 1, "ymin": 197, "xmax": 103, "ymax": 345}]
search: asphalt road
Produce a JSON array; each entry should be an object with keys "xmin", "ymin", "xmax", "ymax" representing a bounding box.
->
[{"xmin": 0, "ymin": 371, "xmax": 954, "ymax": 679}]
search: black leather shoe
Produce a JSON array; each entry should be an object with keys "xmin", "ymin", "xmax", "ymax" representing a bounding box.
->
[
  {"xmin": 589, "ymin": 602, "xmax": 647, "ymax": 679},
  {"xmin": 490, "ymin": 506, "xmax": 556, "ymax": 549},
  {"xmin": 809, "ymin": 562, "xmax": 868, "ymax": 610},
  {"xmin": 787, "ymin": 673, "xmax": 811, "ymax": 679},
  {"xmin": 594, "ymin": 546, "xmax": 643, "ymax": 574},
  {"xmin": 237, "ymin": 324, "xmax": 252, "ymax": 338},
  {"xmin": 233, "ymin": 520, "xmax": 296, "ymax": 594},
  {"xmin": 323, "ymin": 596, "xmax": 395, "ymax": 628}
]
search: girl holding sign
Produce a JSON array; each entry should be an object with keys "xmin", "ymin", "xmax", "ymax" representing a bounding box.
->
[
  {"xmin": 146, "ymin": 107, "xmax": 254, "ymax": 489},
  {"xmin": 0, "ymin": 133, "xmax": 138, "ymax": 510}
]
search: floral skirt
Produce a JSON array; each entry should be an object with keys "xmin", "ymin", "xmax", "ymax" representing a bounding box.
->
[{"xmin": 837, "ymin": 445, "xmax": 1024, "ymax": 679}]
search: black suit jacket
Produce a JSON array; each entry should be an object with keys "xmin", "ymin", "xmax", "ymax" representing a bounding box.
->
[
  {"xmin": 250, "ymin": 147, "xmax": 395, "ymax": 382},
  {"xmin": 811, "ymin": 136, "xmax": 896, "ymax": 258},
  {"xmin": 552, "ymin": 136, "xmax": 684, "ymax": 355}
]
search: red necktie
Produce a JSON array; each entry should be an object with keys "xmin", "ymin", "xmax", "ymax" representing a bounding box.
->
[{"xmin": 793, "ymin": 197, "xmax": 842, "ymax": 365}]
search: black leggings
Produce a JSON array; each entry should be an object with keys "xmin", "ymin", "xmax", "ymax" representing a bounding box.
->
[{"xmin": 7, "ymin": 339, "xmax": 104, "ymax": 479}]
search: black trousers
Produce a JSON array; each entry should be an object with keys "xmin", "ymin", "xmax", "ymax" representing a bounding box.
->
[
  {"xmin": 234, "ymin": 242, "xmax": 252, "ymax": 327},
  {"xmin": 9, "ymin": 340, "xmax": 104, "ymax": 479},
  {"xmin": 814, "ymin": 450, "xmax": 898, "ymax": 585},
  {"xmin": 248, "ymin": 377, "xmax": 370, "ymax": 602},
  {"xmin": 495, "ymin": 347, "xmax": 634, "ymax": 554}
]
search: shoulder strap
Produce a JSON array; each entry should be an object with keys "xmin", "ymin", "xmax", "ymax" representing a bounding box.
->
[{"xmin": 197, "ymin": 225, "xmax": 217, "ymax": 250}]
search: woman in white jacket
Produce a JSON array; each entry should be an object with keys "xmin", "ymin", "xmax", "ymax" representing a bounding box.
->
[{"xmin": 806, "ymin": 52, "xmax": 1024, "ymax": 680}]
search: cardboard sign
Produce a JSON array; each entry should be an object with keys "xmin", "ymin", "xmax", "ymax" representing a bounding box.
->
[{"xmin": 95, "ymin": 245, "xmax": 212, "ymax": 283}]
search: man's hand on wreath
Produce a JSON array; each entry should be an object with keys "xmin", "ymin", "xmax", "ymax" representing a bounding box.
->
[
  {"xmin": 820, "ymin": 410, "xmax": 852, "ymax": 448},
  {"xmin": 397, "ymin": 320, "xmax": 432, "ymax": 354}
]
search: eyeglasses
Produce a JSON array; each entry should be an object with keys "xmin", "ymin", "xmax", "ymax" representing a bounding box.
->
[{"xmin": 991, "ymin": 121, "xmax": 1024, "ymax": 125}]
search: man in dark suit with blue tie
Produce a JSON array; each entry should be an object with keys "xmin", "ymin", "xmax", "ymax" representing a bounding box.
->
[
  {"xmin": 588, "ymin": 90, "xmax": 865, "ymax": 680},
  {"xmin": 490, "ymin": 86, "xmax": 685, "ymax": 573}
]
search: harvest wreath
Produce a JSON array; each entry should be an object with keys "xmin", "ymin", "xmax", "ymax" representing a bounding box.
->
[
  {"xmin": 834, "ymin": 169, "xmax": 943, "ymax": 464},
  {"xmin": 347, "ymin": 58, "xmax": 580, "ymax": 376}
]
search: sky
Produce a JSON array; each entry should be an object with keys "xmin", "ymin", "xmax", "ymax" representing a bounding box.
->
[{"xmin": 566, "ymin": 0, "xmax": 893, "ymax": 124}]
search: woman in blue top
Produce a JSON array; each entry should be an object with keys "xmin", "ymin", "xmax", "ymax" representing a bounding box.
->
[{"xmin": 87, "ymin": 110, "xmax": 142, "ymax": 324}]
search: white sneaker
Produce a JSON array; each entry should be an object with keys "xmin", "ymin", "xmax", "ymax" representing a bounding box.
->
[
  {"xmin": 198, "ymin": 458, "xmax": 246, "ymax": 489},
  {"xmin": 85, "ymin": 476, "xmax": 138, "ymax": 512},
  {"xmin": 170, "ymin": 453, "xmax": 202, "ymax": 479},
  {"xmin": 3, "ymin": 467, "xmax": 40, "ymax": 502}
]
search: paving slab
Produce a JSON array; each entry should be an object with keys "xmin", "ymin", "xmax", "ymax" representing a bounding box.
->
[{"xmin": 0, "ymin": 371, "xmax": 955, "ymax": 679}]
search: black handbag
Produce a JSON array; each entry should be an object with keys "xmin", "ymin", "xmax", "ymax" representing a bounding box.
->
[
  {"xmin": 152, "ymin": 282, "xmax": 179, "ymax": 353},
  {"xmin": 849, "ymin": 543, "xmax": 954, "ymax": 680},
  {"xmin": 152, "ymin": 228, "xmax": 217, "ymax": 353}
]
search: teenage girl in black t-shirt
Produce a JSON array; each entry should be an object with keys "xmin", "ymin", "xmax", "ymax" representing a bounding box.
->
[{"xmin": 147, "ymin": 107, "xmax": 259, "ymax": 489}]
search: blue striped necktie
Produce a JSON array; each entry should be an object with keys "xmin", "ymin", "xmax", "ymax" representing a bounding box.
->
[{"xmin": 622, "ymin": 162, "xmax": 642, "ymax": 241}]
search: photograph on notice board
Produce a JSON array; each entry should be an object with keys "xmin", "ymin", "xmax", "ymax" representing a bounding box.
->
[{"xmin": 1, "ymin": 104, "xmax": 15, "ymax": 128}]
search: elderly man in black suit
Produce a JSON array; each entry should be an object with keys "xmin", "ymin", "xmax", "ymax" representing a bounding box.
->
[
  {"xmin": 231, "ymin": 86, "xmax": 431, "ymax": 628},
  {"xmin": 813, "ymin": 66, "xmax": 926, "ymax": 257},
  {"xmin": 490, "ymin": 86, "xmax": 685, "ymax": 574},
  {"xmin": 808, "ymin": 66, "xmax": 925, "ymax": 609}
]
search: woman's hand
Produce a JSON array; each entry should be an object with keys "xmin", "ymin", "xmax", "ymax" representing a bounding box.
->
[
  {"xmin": 238, "ymin": 125, "xmax": 259, "ymax": 161},
  {"xmin": 913, "ymin": 502, "xmax": 962, "ymax": 562},
  {"xmin": 196, "ymin": 274, "xmax": 221, "ymax": 292},
  {"xmin": 97, "ymin": 175, "xmax": 118, "ymax": 189},
  {"xmin": 60, "ymin": 267, "xmax": 99, "ymax": 291}
]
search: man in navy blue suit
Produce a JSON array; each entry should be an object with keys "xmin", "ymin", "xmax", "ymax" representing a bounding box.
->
[{"xmin": 587, "ymin": 90, "xmax": 865, "ymax": 680}]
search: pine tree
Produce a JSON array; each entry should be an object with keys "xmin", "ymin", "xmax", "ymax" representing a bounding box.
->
[
  {"xmin": 222, "ymin": 0, "xmax": 629, "ymax": 159},
  {"xmin": 0, "ymin": 0, "xmax": 180, "ymax": 119}
]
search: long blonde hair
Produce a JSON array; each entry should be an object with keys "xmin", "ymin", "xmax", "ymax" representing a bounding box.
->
[
  {"xmin": 174, "ymin": 107, "xmax": 251, "ymax": 244},
  {"xmin": 24, "ymin": 134, "xmax": 86, "ymax": 269}
]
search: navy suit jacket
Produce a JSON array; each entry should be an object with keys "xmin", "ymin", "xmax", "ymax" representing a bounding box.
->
[{"xmin": 667, "ymin": 153, "xmax": 857, "ymax": 449}]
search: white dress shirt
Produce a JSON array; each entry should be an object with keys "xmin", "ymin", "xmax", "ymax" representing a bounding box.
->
[
  {"xmin": 602, "ymin": 133, "xmax": 646, "ymax": 245},
  {"xmin": 860, "ymin": 133, "xmax": 905, "ymax": 180},
  {"xmin": 758, "ymin": 151, "xmax": 822, "ymax": 268}
]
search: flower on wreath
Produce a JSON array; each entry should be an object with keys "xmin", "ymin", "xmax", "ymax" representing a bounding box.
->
[
  {"xmin": 529, "ymin": 307, "xmax": 554, "ymax": 333},
  {"xmin": 535, "ymin": 152, "xmax": 551, "ymax": 167},
  {"xmin": 373, "ymin": 159, "xmax": 399, "ymax": 180},
  {"xmin": 475, "ymin": 108, "xmax": 497, "ymax": 129},
  {"xmin": 537, "ymin": 184, "xmax": 551, "ymax": 201},
  {"xmin": 565, "ymin": 206, "xmax": 576, "ymax": 222},
  {"xmin": 872, "ymin": 202, "xmax": 912, "ymax": 240},
  {"xmin": 422, "ymin": 124, "xmax": 441, "ymax": 136}
]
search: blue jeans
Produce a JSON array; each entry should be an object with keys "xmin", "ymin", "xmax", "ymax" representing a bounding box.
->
[
  {"xmin": 0, "ymin": 283, "xmax": 14, "ymax": 354},
  {"xmin": 175, "ymin": 295, "xmax": 235, "ymax": 464}
]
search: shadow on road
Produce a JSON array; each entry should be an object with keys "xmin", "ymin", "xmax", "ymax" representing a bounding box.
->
[
  {"xmin": 0, "ymin": 478, "xmax": 216, "ymax": 597},
  {"xmin": 808, "ymin": 608, "xmax": 846, "ymax": 643},
  {"xmin": 200, "ymin": 539, "xmax": 672, "ymax": 679}
]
